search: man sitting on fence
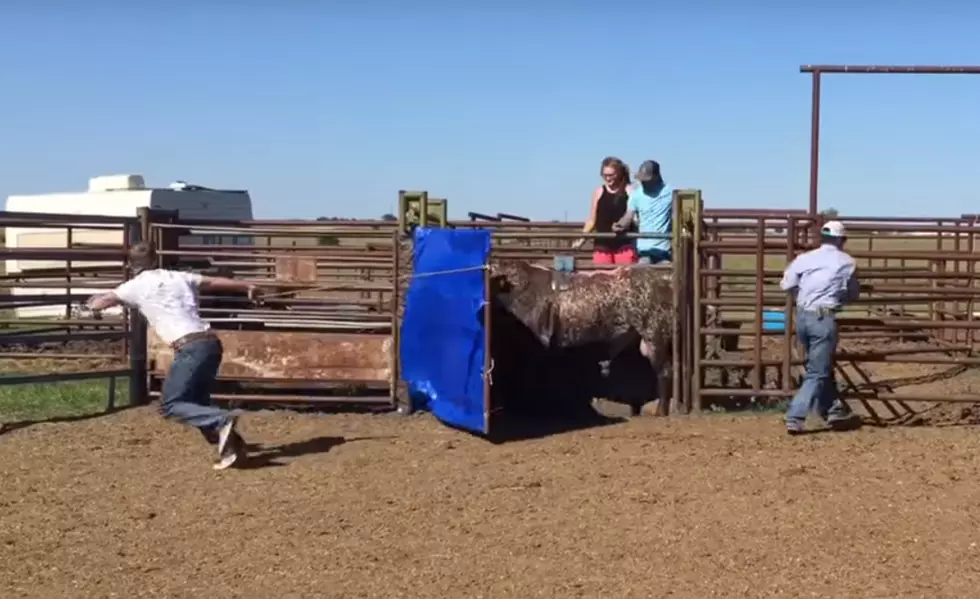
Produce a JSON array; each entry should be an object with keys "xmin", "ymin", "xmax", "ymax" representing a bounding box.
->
[
  {"xmin": 779, "ymin": 220, "xmax": 862, "ymax": 435},
  {"xmin": 86, "ymin": 242, "xmax": 262, "ymax": 469}
]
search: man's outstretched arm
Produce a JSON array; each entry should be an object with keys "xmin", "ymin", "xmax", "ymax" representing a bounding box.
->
[
  {"xmin": 198, "ymin": 276, "xmax": 261, "ymax": 299},
  {"xmin": 85, "ymin": 276, "xmax": 141, "ymax": 311},
  {"xmin": 86, "ymin": 274, "xmax": 261, "ymax": 311},
  {"xmin": 86, "ymin": 291, "xmax": 124, "ymax": 311}
]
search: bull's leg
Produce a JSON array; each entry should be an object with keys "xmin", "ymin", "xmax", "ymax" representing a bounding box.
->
[
  {"xmin": 636, "ymin": 339, "xmax": 671, "ymax": 416},
  {"xmin": 590, "ymin": 331, "xmax": 643, "ymax": 420},
  {"xmin": 601, "ymin": 330, "xmax": 640, "ymax": 377},
  {"xmin": 656, "ymin": 361, "xmax": 673, "ymax": 417}
]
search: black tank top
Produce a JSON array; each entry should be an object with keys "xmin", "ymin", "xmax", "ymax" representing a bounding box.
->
[{"xmin": 593, "ymin": 186, "xmax": 632, "ymax": 251}]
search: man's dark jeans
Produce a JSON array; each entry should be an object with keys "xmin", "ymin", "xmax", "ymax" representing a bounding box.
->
[
  {"xmin": 637, "ymin": 248, "xmax": 671, "ymax": 265},
  {"xmin": 786, "ymin": 309, "xmax": 852, "ymax": 427},
  {"xmin": 160, "ymin": 337, "xmax": 232, "ymax": 441}
]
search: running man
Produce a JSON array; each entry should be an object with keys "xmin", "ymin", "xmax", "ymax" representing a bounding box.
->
[{"xmin": 87, "ymin": 242, "xmax": 261, "ymax": 469}]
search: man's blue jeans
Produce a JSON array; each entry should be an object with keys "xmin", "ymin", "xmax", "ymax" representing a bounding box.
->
[
  {"xmin": 160, "ymin": 337, "xmax": 232, "ymax": 438},
  {"xmin": 637, "ymin": 249, "xmax": 671, "ymax": 265},
  {"xmin": 785, "ymin": 309, "xmax": 852, "ymax": 427}
]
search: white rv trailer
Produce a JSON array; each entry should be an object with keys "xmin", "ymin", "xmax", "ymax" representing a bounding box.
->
[{"xmin": 4, "ymin": 174, "xmax": 254, "ymax": 318}]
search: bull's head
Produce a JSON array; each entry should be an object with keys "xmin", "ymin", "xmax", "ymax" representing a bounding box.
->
[
  {"xmin": 488, "ymin": 260, "xmax": 556, "ymax": 305},
  {"xmin": 488, "ymin": 260, "xmax": 558, "ymax": 347},
  {"xmin": 488, "ymin": 260, "xmax": 528, "ymax": 299}
]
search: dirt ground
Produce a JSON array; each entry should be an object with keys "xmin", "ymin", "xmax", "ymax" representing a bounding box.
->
[{"xmin": 4, "ymin": 409, "xmax": 980, "ymax": 598}]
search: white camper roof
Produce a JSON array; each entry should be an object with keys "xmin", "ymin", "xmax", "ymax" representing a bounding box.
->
[
  {"xmin": 5, "ymin": 174, "xmax": 254, "ymax": 220},
  {"xmin": 4, "ymin": 174, "xmax": 255, "ymax": 319},
  {"xmin": 88, "ymin": 174, "xmax": 146, "ymax": 192}
]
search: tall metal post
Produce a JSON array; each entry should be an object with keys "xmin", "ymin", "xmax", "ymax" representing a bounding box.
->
[
  {"xmin": 128, "ymin": 207, "xmax": 150, "ymax": 405},
  {"xmin": 801, "ymin": 64, "xmax": 980, "ymax": 222}
]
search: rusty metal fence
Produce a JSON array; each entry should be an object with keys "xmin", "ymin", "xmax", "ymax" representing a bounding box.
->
[
  {"xmin": 0, "ymin": 210, "xmax": 143, "ymax": 412},
  {"xmin": 3, "ymin": 194, "xmax": 980, "ymax": 425},
  {"xmin": 693, "ymin": 205, "xmax": 980, "ymax": 423},
  {"xmin": 143, "ymin": 212, "xmax": 402, "ymax": 409}
]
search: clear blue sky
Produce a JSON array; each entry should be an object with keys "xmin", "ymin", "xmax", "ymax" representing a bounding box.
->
[{"xmin": 1, "ymin": 4, "xmax": 978, "ymax": 220}]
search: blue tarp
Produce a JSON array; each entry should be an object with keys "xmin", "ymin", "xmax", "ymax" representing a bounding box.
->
[{"xmin": 400, "ymin": 228, "xmax": 491, "ymax": 434}]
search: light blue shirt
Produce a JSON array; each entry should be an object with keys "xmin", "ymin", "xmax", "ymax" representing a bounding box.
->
[
  {"xmin": 627, "ymin": 182, "xmax": 673, "ymax": 253},
  {"xmin": 780, "ymin": 244, "xmax": 860, "ymax": 310}
]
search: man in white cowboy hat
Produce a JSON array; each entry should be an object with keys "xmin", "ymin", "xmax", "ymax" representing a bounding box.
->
[{"xmin": 779, "ymin": 220, "xmax": 862, "ymax": 435}]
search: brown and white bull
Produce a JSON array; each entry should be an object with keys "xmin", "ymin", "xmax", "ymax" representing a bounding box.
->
[{"xmin": 489, "ymin": 260, "xmax": 674, "ymax": 415}]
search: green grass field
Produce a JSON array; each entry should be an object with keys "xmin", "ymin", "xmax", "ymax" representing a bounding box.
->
[
  {"xmin": 0, "ymin": 377, "xmax": 128, "ymax": 422},
  {"xmin": 718, "ymin": 235, "xmax": 976, "ymax": 272}
]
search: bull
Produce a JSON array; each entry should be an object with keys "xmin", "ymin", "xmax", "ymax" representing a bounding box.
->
[{"xmin": 489, "ymin": 259, "xmax": 674, "ymax": 415}]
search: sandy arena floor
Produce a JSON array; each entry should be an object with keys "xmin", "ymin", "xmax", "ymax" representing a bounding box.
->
[{"xmin": 3, "ymin": 408, "xmax": 980, "ymax": 598}]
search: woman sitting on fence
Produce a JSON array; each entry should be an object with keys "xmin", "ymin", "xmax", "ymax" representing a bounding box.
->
[{"xmin": 572, "ymin": 156, "xmax": 638, "ymax": 265}]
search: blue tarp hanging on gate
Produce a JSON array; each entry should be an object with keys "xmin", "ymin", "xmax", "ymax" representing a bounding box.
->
[{"xmin": 400, "ymin": 228, "xmax": 491, "ymax": 434}]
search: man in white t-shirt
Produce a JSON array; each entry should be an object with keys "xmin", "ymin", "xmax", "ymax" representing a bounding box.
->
[{"xmin": 86, "ymin": 242, "xmax": 262, "ymax": 470}]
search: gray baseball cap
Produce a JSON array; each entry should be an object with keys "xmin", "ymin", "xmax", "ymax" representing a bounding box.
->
[{"xmin": 635, "ymin": 160, "xmax": 661, "ymax": 182}]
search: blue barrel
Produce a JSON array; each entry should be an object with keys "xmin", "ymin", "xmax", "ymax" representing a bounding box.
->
[{"xmin": 762, "ymin": 309, "xmax": 786, "ymax": 332}]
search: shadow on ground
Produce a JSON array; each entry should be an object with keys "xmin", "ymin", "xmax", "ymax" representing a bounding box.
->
[
  {"xmin": 240, "ymin": 435, "xmax": 396, "ymax": 469},
  {"xmin": 484, "ymin": 302, "xmax": 656, "ymax": 444},
  {"xmin": 0, "ymin": 405, "xmax": 138, "ymax": 436}
]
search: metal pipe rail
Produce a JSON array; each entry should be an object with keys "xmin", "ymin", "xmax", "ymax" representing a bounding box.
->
[
  {"xmin": 799, "ymin": 63, "xmax": 980, "ymax": 221},
  {"xmin": 696, "ymin": 207, "xmax": 980, "ymax": 417}
]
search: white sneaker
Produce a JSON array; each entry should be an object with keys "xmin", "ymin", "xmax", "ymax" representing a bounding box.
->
[
  {"xmin": 217, "ymin": 416, "xmax": 238, "ymax": 457},
  {"xmin": 213, "ymin": 447, "xmax": 240, "ymax": 470},
  {"xmin": 213, "ymin": 434, "xmax": 244, "ymax": 470}
]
